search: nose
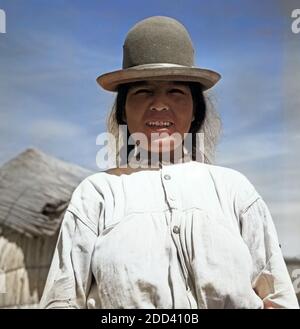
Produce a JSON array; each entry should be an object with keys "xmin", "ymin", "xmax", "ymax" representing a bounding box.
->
[{"xmin": 149, "ymin": 94, "xmax": 169, "ymax": 112}]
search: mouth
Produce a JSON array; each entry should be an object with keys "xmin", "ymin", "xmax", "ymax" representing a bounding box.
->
[{"xmin": 145, "ymin": 120, "xmax": 175, "ymax": 129}]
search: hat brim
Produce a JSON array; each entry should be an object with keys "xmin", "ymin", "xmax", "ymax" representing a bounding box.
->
[{"xmin": 96, "ymin": 63, "xmax": 221, "ymax": 92}]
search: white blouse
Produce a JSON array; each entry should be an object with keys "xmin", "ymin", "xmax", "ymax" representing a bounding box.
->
[{"xmin": 40, "ymin": 161, "xmax": 299, "ymax": 309}]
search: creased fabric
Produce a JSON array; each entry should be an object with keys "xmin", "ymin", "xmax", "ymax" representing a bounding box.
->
[{"xmin": 40, "ymin": 161, "xmax": 299, "ymax": 309}]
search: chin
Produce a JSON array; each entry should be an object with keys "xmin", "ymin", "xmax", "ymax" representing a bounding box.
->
[{"xmin": 149, "ymin": 140, "xmax": 184, "ymax": 155}]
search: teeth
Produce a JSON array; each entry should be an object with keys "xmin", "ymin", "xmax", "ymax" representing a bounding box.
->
[{"xmin": 147, "ymin": 121, "xmax": 173, "ymax": 127}]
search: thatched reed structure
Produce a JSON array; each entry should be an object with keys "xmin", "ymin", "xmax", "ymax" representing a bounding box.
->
[{"xmin": 0, "ymin": 148, "xmax": 91, "ymax": 308}]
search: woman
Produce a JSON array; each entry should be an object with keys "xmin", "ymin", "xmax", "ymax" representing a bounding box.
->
[{"xmin": 40, "ymin": 16, "xmax": 299, "ymax": 309}]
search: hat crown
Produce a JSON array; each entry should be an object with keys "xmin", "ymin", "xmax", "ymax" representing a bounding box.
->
[{"xmin": 122, "ymin": 16, "xmax": 195, "ymax": 69}]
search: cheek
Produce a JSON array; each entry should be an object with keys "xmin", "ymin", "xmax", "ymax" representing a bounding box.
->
[
  {"xmin": 176, "ymin": 102, "xmax": 194, "ymax": 129},
  {"xmin": 125, "ymin": 102, "xmax": 144, "ymax": 134}
]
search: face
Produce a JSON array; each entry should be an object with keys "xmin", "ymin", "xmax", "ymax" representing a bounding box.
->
[{"xmin": 125, "ymin": 80, "xmax": 194, "ymax": 154}]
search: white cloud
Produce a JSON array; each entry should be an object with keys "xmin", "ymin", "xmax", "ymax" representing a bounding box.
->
[
  {"xmin": 216, "ymin": 131, "xmax": 287, "ymax": 166},
  {"xmin": 29, "ymin": 119, "xmax": 85, "ymax": 140}
]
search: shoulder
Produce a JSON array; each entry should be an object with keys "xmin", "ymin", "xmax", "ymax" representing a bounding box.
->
[
  {"xmin": 194, "ymin": 162, "xmax": 261, "ymax": 211},
  {"xmin": 192, "ymin": 161, "xmax": 252, "ymax": 184},
  {"xmin": 72, "ymin": 167, "xmax": 129, "ymax": 189},
  {"xmin": 68, "ymin": 171, "xmax": 115, "ymax": 211},
  {"xmin": 65, "ymin": 172, "xmax": 112, "ymax": 234},
  {"xmin": 70, "ymin": 167, "xmax": 140, "ymax": 197}
]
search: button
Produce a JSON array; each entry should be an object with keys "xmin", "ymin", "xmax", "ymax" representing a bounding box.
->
[
  {"xmin": 173, "ymin": 225, "xmax": 180, "ymax": 234},
  {"xmin": 164, "ymin": 174, "xmax": 171, "ymax": 180}
]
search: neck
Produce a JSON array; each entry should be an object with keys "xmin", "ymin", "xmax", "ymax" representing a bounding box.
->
[{"xmin": 127, "ymin": 146, "xmax": 192, "ymax": 169}]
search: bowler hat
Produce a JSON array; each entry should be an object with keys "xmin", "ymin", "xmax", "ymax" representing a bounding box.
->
[{"xmin": 97, "ymin": 16, "xmax": 221, "ymax": 91}]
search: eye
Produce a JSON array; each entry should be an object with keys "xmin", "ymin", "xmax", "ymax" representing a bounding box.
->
[
  {"xmin": 133, "ymin": 88, "xmax": 152, "ymax": 95},
  {"xmin": 169, "ymin": 88, "xmax": 185, "ymax": 94}
]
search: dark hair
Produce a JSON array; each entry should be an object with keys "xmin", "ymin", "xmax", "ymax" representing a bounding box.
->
[{"xmin": 115, "ymin": 81, "xmax": 207, "ymax": 163}]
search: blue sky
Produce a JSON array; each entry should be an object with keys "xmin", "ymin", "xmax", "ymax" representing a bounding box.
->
[{"xmin": 0, "ymin": 0, "xmax": 299, "ymax": 257}]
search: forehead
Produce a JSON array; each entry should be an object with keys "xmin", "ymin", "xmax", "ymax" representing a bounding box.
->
[{"xmin": 127, "ymin": 80, "xmax": 190, "ymax": 89}]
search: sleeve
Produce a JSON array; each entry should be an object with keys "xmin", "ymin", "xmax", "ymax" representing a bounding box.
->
[
  {"xmin": 39, "ymin": 177, "xmax": 104, "ymax": 309},
  {"xmin": 239, "ymin": 197, "xmax": 299, "ymax": 309}
]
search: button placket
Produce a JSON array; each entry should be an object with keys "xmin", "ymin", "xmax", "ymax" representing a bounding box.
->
[
  {"xmin": 161, "ymin": 167, "xmax": 190, "ymax": 290},
  {"xmin": 161, "ymin": 161, "xmax": 197, "ymax": 308},
  {"xmin": 161, "ymin": 170, "xmax": 177, "ymax": 208},
  {"xmin": 170, "ymin": 211, "xmax": 189, "ymax": 290}
]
